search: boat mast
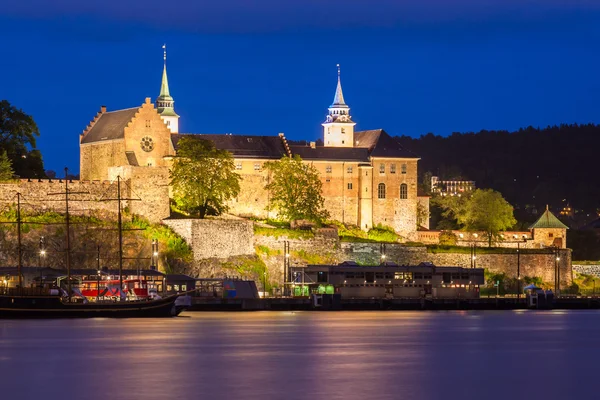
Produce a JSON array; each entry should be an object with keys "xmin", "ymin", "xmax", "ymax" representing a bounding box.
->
[
  {"xmin": 64, "ymin": 167, "xmax": 72, "ymax": 295},
  {"xmin": 16, "ymin": 192, "xmax": 22, "ymax": 289},
  {"xmin": 117, "ymin": 175, "xmax": 123, "ymax": 298}
]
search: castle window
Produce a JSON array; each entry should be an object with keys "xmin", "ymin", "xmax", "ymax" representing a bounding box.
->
[
  {"xmin": 235, "ymin": 162, "xmax": 242, "ymax": 170},
  {"xmin": 254, "ymin": 163, "xmax": 261, "ymax": 171},
  {"xmin": 549, "ymin": 233, "xmax": 554, "ymax": 238},
  {"xmin": 145, "ymin": 120, "xmax": 151, "ymax": 128},
  {"xmin": 166, "ymin": 121, "xmax": 171, "ymax": 127},
  {"xmin": 378, "ymin": 183, "xmax": 386, "ymax": 199},
  {"xmin": 341, "ymin": 128, "xmax": 346, "ymax": 134},
  {"xmin": 347, "ymin": 183, "xmax": 353, "ymax": 190},
  {"xmin": 347, "ymin": 166, "xmax": 353, "ymax": 174},
  {"xmin": 328, "ymin": 128, "xmax": 331, "ymax": 134},
  {"xmin": 390, "ymin": 164, "xmax": 396, "ymax": 174},
  {"xmin": 379, "ymin": 164, "xmax": 385, "ymax": 174},
  {"xmin": 400, "ymin": 184, "xmax": 408, "ymax": 199},
  {"xmin": 326, "ymin": 165, "xmax": 332, "ymax": 173},
  {"xmin": 342, "ymin": 140, "xmax": 345, "ymax": 144},
  {"xmin": 401, "ymin": 164, "xmax": 407, "ymax": 174}
]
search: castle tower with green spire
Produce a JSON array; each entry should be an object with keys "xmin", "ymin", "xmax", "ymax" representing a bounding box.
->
[{"xmin": 156, "ymin": 44, "xmax": 179, "ymax": 133}]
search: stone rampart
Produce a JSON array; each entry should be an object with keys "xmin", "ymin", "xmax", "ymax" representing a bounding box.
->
[
  {"xmin": 573, "ymin": 264, "xmax": 600, "ymax": 277},
  {"xmin": 0, "ymin": 172, "xmax": 169, "ymax": 224},
  {"xmin": 163, "ymin": 217, "xmax": 255, "ymax": 260}
]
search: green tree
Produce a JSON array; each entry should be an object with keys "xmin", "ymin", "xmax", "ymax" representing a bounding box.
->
[
  {"xmin": 0, "ymin": 100, "xmax": 44, "ymax": 178},
  {"xmin": 0, "ymin": 151, "xmax": 14, "ymax": 180},
  {"xmin": 170, "ymin": 136, "xmax": 241, "ymax": 218},
  {"xmin": 457, "ymin": 189, "xmax": 516, "ymax": 246},
  {"xmin": 264, "ymin": 155, "xmax": 329, "ymax": 223}
]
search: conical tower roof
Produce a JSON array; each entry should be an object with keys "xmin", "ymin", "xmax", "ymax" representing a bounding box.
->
[
  {"xmin": 158, "ymin": 64, "xmax": 172, "ymax": 100},
  {"xmin": 529, "ymin": 206, "xmax": 569, "ymax": 229},
  {"xmin": 330, "ymin": 64, "xmax": 348, "ymax": 108},
  {"xmin": 155, "ymin": 44, "xmax": 178, "ymax": 118}
]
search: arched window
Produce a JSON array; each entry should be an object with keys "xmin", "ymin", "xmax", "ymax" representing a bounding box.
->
[
  {"xmin": 378, "ymin": 183, "xmax": 386, "ymax": 199},
  {"xmin": 400, "ymin": 184, "xmax": 408, "ymax": 199}
]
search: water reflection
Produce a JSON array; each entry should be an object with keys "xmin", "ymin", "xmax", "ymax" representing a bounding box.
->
[{"xmin": 1, "ymin": 311, "xmax": 599, "ymax": 400}]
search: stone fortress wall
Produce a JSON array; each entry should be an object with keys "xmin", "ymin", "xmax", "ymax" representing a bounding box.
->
[{"xmin": 0, "ymin": 166, "xmax": 169, "ymax": 224}]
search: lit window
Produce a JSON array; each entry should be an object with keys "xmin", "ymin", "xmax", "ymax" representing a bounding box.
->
[
  {"xmin": 390, "ymin": 164, "xmax": 396, "ymax": 174},
  {"xmin": 380, "ymin": 164, "xmax": 385, "ymax": 174},
  {"xmin": 378, "ymin": 183, "xmax": 386, "ymax": 199},
  {"xmin": 254, "ymin": 163, "xmax": 261, "ymax": 171},
  {"xmin": 400, "ymin": 184, "xmax": 408, "ymax": 199},
  {"xmin": 326, "ymin": 165, "xmax": 332, "ymax": 173},
  {"xmin": 235, "ymin": 163, "xmax": 242, "ymax": 170},
  {"xmin": 347, "ymin": 183, "xmax": 353, "ymax": 190},
  {"xmin": 401, "ymin": 164, "xmax": 407, "ymax": 174},
  {"xmin": 347, "ymin": 166, "xmax": 353, "ymax": 174}
]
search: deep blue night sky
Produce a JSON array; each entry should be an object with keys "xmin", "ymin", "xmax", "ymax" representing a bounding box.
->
[{"xmin": 2, "ymin": 1, "xmax": 600, "ymax": 174}]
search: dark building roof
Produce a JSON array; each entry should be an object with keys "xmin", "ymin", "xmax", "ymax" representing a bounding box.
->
[
  {"xmin": 81, "ymin": 108, "xmax": 139, "ymax": 144},
  {"xmin": 355, "ymin": 129, "xmax": 418, "ymax": 158},
  {"xmin": 171, "ymin": 134, "xmax": 288, "ymax": 159},
  {"xmin": 529, "ymin": 207, "xmax": 569, "ymax": 229},
  {"xmin": 289, "ymin": 145, "xmax": 370, "ymax": 162}
]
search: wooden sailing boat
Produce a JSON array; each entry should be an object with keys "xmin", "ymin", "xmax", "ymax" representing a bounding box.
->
[{"xmin": 0, "ymin": 169, "xmax": 190, "ymax": 318}]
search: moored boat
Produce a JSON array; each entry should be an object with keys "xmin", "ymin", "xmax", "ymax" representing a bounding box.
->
[
  {"xmin": 0, "ymin": 170, "xmax": 193, "ymax": 318},
  {"xmin": 0, "ymin": 287, "xmax": 190, "ymax": 318}
]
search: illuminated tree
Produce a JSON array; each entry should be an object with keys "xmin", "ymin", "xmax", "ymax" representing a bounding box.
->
[{"xmin": 170, "ymin": 137, "xmax": 241, "ymax": 218}]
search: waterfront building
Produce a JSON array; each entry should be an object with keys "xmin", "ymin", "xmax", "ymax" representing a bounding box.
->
[{"xmin": 293, "ymin": 262, "xmax": 485, "ymax": 299}]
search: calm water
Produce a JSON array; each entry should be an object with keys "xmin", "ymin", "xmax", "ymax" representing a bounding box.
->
[{"xmin": 0, "ymin": 310, "xmax": 599, "ymax": 400}]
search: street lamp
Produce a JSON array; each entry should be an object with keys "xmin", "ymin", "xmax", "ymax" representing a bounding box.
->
[
  {"xmin": 97, "ymin": 269, "xmax": 101, "ymax": 302},
  {"xmin": 263, "ymin": 271, "xmax": 267, "ymax": 298},
  {"xmin": 39, "ymin": 236, "xmax": 46, "ymax": 287}
]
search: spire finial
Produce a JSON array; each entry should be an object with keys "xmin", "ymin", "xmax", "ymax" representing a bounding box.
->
[
  {"xmin": 337, "ymin": 63, "xmax": 340, "ymax": 78},
  {"xmin": 163, "ymin": 44, "xmax": 167, "ymax": 64}
]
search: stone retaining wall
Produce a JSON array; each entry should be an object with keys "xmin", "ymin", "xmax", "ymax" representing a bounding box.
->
[{"xmin": 573, "ymin": 264, "xmax": 600, "ymax": 277}]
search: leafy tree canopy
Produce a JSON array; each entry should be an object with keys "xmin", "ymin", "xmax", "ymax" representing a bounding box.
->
[
  {"xmin": 170, "ymin": 137, "xmax": 241, "ymax": 219},
  {"xmin": 436, "ymin": 189, "xmax": 517, "ymax": 246},
  {"xmin": 264, "ymin": 155, "xmax": 329, "ymax": 223},
  {"xmin": 0, "ymin": 100, "xmax": 44, "ymax": 178}
]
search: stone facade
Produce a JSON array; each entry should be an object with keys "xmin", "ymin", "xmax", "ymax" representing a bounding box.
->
[
  {"xmin": 80, "ymin": 99, "xmax": 174, "ymax": 181},
  {"xmin": 572, "ymin": 264, "xmax": 600, "ymax": 277},
  {"xmin": 164, "ymin": 218, "xmax": 255, "ymax": 260}
]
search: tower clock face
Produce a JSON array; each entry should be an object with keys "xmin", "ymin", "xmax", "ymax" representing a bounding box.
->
[{"xmin": 140, "ymin": 136, "xmax": 154, "ymax": 152}]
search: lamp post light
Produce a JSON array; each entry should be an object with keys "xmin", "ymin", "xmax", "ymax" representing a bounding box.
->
[
  {"xmin": 555, "ymin": 248, "xmax": 561, "ymax": 296},
  {"xmin": 97, "ymin": 270, "xmax": 101, "ymax": 302},
  {"xmin": 283, "ymin": 241, "xmax": 290, "ymax": 296},
  {"xmin": 263, "ymin": 271, "xmax": 267, "ymax": 298},
  {"xmin": 39, "ymin": 236, "xmax": 46, "ymax": 287},
  {"xmin": 380, "ymin": 243, "xmax": 387, "ymax": 264}
]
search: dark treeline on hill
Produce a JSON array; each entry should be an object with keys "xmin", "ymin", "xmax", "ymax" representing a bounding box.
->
[{"xmin": 395, "ymin": 124, "xmax": 599, "ymax": 215}]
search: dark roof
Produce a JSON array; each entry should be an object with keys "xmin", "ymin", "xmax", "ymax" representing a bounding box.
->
[
  {"xmin": 355, "ymin": 129, "xmax": 418, "ymax": 158},
  {"xmin": 529, "ymin": 207, "xmax": 569, "ymax": 229},
  {"xmin": 166, "ymin": 274, "xmax": 196, "ymax": 281},
  {"xmin": 289, "ymin": 145, "xmax": 370, "ymax": 162},
  {"xmin": 125, "ymin": 151, "xmax": 139, "ymax": 166},
  {"xmin": 81, "ymin": 108, "xmax": 139, "ymax": 144},
  {"xmin": 172, "ymin": 134, "xmax": 287, "ymax": 159}
]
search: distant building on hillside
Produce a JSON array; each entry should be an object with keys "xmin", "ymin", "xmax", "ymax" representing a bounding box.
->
[{"xmin": 431, "ymin": 176, "xmax": 475, "ymax": 196}]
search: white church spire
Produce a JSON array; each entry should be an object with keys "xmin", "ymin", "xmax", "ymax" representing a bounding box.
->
[{"xmin": 322, "ymin": 64, "xmax": 355, "ymax": 147}]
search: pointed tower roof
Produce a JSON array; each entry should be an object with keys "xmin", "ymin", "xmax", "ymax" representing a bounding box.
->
[
  {"xmin": 331, "ymin": 64, "xmax": 348, "ymax": 108},
  {"xmin": 159, "ymin": 64, "xmax": 172, "ymax": 100},
  {"xmin": 156, "ymin": 44, "xmax": 178, "ymax": 118},
  {"xmin": 529, "ymin": 205, "xmax": 569, "ymax": 229}
]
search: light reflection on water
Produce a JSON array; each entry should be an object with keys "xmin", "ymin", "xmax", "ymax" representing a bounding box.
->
[{"xmin": 1, "ymin": 310, "xmax": 599, "ymax": 400}]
